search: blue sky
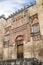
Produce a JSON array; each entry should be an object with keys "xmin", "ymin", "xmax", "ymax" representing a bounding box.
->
[{"xmin": 0, "ymin": 0, "xmax": 35, "ymax": 17}]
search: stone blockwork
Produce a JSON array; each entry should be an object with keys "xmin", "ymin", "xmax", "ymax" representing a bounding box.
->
[{"xmin": 0, "ymin": 0, "xmax": 43, "ymax": 61}]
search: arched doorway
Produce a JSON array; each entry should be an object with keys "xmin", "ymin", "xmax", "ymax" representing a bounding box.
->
[{"xmin": 15, "ymin": 35, "xmax": 24, "ymax": 58}]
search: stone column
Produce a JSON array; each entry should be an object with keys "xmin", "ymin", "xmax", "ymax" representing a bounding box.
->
[
  {"xmin": 0, "ymin": 43, "xmax": 3, "ymax": 60},
  {"xmin": 0, "ymin": 35, "xmax": 4, "ymax": 60},
  {"xmin": 36, "ymin": 0, "xmax": 43, "ymax": 35},
  {"xmin": 23, "ymin": 40, "xmax": 33, "ymax": 58},
  {"xmin": 12, "ymin": 44, "xmax": 17, "ymax": 59},
  {"xmin": 3, "ymin": 47, "xmax": 9, "ymax": 60},
  {"xmin": 36, "ymin": 0, "xmax": 43, "ymax": 61}
]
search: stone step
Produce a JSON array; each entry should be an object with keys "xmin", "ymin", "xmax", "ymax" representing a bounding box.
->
[{"xmin": 0, "ymin": 58, "xmax": 42, "ymax": 65}]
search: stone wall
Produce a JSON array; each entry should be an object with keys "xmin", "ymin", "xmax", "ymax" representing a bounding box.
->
[{"xmin": 0, "ymin": 0, "xmax": 43, "ymax": 61}]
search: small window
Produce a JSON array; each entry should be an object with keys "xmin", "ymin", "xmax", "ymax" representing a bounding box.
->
[
  {"xmin": 32, "ymin": 24, "xmax": 40, "ymax": 33},
  {"xmin": 32, "ymin": 24, "xmax": 41, "ymax": 41},
  {"xmin": 4, "ymin": 35, "xmax": 10, "ymax": 42},
  {"xmin": 3, "ymin": 41, "xmax": 9, "ymax": 48}
]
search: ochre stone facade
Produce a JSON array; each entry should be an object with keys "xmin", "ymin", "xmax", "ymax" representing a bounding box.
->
[{"xmin": 0, "ymin": 0, "xmax": 43, "ymax": 61}]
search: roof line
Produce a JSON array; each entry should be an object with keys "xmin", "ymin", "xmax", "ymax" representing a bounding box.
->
[{"xmin": 0, "ymin": 1, "xmax": 36, "ymax": 20}]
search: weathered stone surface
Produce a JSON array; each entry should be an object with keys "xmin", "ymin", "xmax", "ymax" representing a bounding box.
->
[{"xmin": 0, "ymin": 0, "xmax": 43, "ymax": 61}]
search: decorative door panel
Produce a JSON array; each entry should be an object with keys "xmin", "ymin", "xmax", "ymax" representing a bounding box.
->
[{"xmin": 17, "ymin": 44, "xmax": 23, "ymax": 58}]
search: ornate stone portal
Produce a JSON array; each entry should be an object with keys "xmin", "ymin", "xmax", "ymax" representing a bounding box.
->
[{"xmin": 15, "ymin": 35, "xmax": 24, "ymax": 58}]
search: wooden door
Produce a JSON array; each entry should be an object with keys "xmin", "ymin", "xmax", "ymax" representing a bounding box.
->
[{"xmin": 17, "ymin": 44, "xmax": 23, "ymax": 58}]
